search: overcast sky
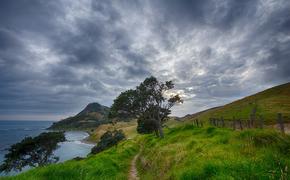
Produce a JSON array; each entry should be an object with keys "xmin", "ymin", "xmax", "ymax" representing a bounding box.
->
[{"xmin": 0, "ymin": 0, "xmax": 289, "ymax": 121}]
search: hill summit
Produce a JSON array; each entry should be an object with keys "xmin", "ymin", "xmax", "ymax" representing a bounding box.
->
[{"xmin": 49, "ymin": 102, "xmax": 110, "ymax": 130}]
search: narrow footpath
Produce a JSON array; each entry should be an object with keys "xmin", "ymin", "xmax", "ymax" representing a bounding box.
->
[{"xmin": 128, "ymin": 151, "xmax": 140, "ymax": 180}]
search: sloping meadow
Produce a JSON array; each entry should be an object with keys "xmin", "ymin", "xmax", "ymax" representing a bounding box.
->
[
  {"xmin": 1, "ymin": 140, "xmax": 138, "ymax": 180},
  {"xmin": 137, "ymin": 124, "xmax": 290, "ymax": 179}
]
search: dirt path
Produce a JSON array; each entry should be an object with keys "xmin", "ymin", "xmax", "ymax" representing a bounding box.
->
[{"xmin": 128, "ymin": 151, "xmax": 140, "ymax": 180}]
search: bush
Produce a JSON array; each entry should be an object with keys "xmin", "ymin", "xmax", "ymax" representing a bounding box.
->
[{"xmin": 91, "ymin": 130, "xmax": 125, "ymax": 154}]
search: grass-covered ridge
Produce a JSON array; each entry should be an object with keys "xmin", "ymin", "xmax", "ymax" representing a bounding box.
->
[
  {"xmin": 137, "ymin": 124, "xmax": 290, "ymax": 179},
  {"xmin": 183, "ymin": 82, "xmax": 290, "ymax": 124},
  {"xmin": 1, "ymin": 140, "xmax": 138, "ymax": 180},
  {"xmin": 2, "ymin": 122, "xmax": 290, "ymax": 179}
]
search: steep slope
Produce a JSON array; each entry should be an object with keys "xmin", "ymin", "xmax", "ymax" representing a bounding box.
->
[
  {"xmin": 49, "ymin": 103, "xmax": 110, "ymax": 130},
  {"xmin": 183, "ymin": 82, "xmax": 290, "ymax": 124}
]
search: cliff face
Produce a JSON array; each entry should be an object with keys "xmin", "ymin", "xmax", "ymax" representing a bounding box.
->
[{"xmin": 49, "ymin": 103, "xmax": 110, "ymax": 130}]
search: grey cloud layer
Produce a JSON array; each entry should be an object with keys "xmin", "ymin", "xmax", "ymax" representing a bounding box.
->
[{"xmin": 0, "ymin": 0, "xmax": 289, "ymax": 119}]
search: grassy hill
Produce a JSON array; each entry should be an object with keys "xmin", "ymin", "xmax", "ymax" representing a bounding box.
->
[
  {"xmin": 182, "ymin": 82, "xmax": 290, "ymax": 124},
  {"xmin": 137, "ymin": 125, "xmax": 290, "ymax": 179},
  {"xmin": 2, "ymin": 124, "xmax": 290, "ymax": 179},
  {"xmin": 1, "ymin": 83, "xmax": 290, "ymax": 179},
  {"xmin": 1, "ymin": 140, "xmax": 138, "ymax": 180},
  {"xmin": 48, "ymin": 103, "xmax": 110, "ymax": 130}
]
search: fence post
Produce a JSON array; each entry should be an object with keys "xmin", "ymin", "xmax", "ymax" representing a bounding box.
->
[
  {"xmin": 221, "ymin": 117, "xmax": 225, "ymax": 127},
  {"xmin": 251, "ymin": 106, "xmax": 257, "ymax": 128},
  {"xmin": 210, "ymin": 118, "xmax": 213, "ymax": 126},
  {"xmin": 233, "ymin": 117, "xmax": 236, "ymax": 130},
  {"xmin": 239, "ymin": 119, "xmax": 243, "ymax": 130},
  {"xmin": 196, "ymin": 119, "xmax": 199, "ymax": 127},
  {"xmin": 250, "ymin": 114, "xmax": 253, "ymax": 128},
  {"xmin": 259, "ymin": 115, "xmax": 264, "ymax": 129},
  {"xmin": 277, "ymin": 113, "xmax": 285, "ymax": 134},
  {"xmin": 247, "ymin": 119, "xmax": 251, "ymax": 129}
]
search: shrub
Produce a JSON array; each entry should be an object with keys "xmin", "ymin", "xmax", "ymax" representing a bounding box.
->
[{"xmin": 91, "ymin": 130, "xmax": 125, "ymax": 154}]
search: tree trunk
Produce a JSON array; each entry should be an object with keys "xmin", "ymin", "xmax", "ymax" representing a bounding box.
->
[
  {"xmin": 158, "ymin": 124, "xmax": 164, "ymax": 138},
  {"xmin": 154, "ymin": 129, "xmax": 159, "ymax": 137},
  {"xmin": 156, "ymin": 105, "xmax": 164, "ymax": 138}
]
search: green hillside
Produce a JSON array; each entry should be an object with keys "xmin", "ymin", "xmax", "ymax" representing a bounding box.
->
[
  {"xmin": 2, "ymin": 125, "xmax": 290, "ymax": 179},
  {"xmin": 48, "ymin": 103, "xmax": 110, "ymax": 130},
  {"xmin": 1, "ymin": 83, "xmax": 290, "ymax": 179},
  {"xmin": 183, "ymin": 82, "xmax": 290, "ymax": 124},
  {"xmin": 137, "ymin": 125, "xmax": 290, "ymax": 179},
  {"xmin": 1, "ymin": 140, "xmax": 138, "ymax": 180}
]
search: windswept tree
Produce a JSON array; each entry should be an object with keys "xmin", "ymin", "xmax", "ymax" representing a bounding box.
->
[
  {"xmin": 0, "ymin": 132, "xmax": 65, "ymax": 173},
  {"xmin": 109, "ymin": 76, "xmax": 183, "ymax": 138}
]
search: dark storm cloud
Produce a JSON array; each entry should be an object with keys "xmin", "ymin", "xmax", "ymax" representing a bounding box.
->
[
  {"xmin": 0, "ymin": 29, "xmax": 21, "ymax": 50},
  {"xmin": 259, "ymin": 44, "xmax": 290, "ymax": 82},
  {"xmin": 0, "ymin": 1, "xmax": 61, "ymax": 32},
  {"xmin": 0, "ymin": 0, "xmax": 289, "ymax": 119}
]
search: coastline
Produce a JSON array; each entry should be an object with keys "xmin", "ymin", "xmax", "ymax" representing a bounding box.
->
[
  {"xmin": 81, "ymin": 137, "xmax": 97, "ymax": 145},
  {"xmin": 47, "ymin": 125, "xmax": 98, "ymax": 145}
]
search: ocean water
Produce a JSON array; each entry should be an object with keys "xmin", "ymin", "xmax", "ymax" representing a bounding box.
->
[{"xmin": 0, "ymin": 120, "xmax": 94, "ymax": 176}]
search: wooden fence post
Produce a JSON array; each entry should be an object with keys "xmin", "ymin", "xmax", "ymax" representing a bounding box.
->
[
  {"xmin": 251, "ymin": 106, "xmax": 257, "ymax": 128},
  {"xmin": 239, "ymin": 119, "xmax": 243, "ymax": 130},
  {"xmin": 247, "ymin": 119, "xmax": 251, "ymax": 129},
  {"xmin": 277, "ymin": 113, "xmax": 285, "ymax": 134},
  {"xmin": 259, "ymin": 115, "xmax": 264, "ymax": 129},
  {"xmin": 250, "ymin": 114, "xmax": 253, "ymax": 128},
  {"xmin": 211, "ymin": 118, "xmax": 213, "ymax": 126},
  {"xmin": 221, "ymin": 117, "xmax": 225, "ymax": 127},
  {"xmin": 233, "ymin": 117, "xmax": 236, "ymax": 130}
]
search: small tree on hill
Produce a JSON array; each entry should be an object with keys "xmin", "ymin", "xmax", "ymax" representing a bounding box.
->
[{"xmin": 109, "ymin": 76, "xmax": 183, "ymax": 138}]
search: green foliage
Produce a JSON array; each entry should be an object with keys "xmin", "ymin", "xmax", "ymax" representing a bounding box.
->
[
  {"xmin": 109, "ymin": 76, "xmax": 183, "ymax": 138},
  {"xmin": 109, "ymin": 90, "xmax": 137, "ymax": 120},
  {"xmin": 137, "ymin": 117, "xmax": 156, "ymax": 134},
  {"xmin": 0, "ymin": 132, "xmax": 65, "ymax": 173},
  {"xmin": 91, "ymin": 130, "xmax": 125, "ymax": 154},
  {"xmin": 1, "ymin": 141, "xmax": 138, "ymax": 180}
]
